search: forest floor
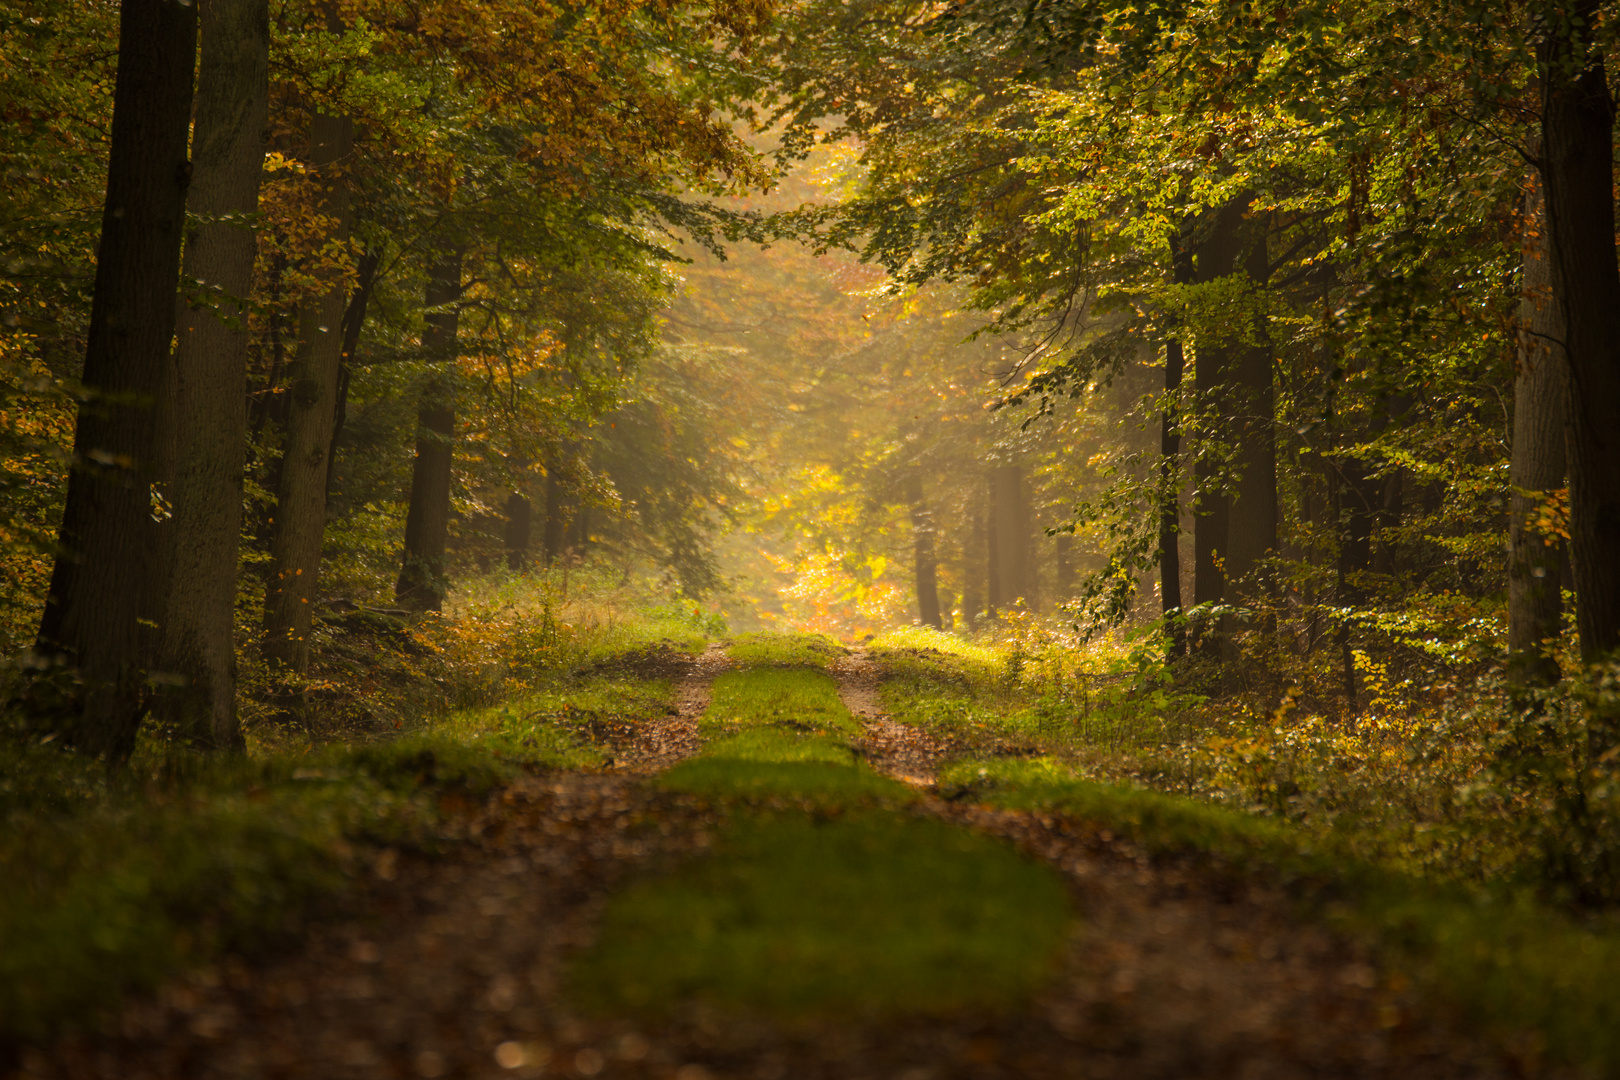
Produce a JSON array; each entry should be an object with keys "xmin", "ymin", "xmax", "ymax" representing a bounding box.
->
[{"xmin": 13, "ymin": 639, "xmax": 1533, "ymax": 1080}]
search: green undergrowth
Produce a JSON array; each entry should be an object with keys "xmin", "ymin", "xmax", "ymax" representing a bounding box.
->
[
  {"xmin": 439, "ymin": 674, "xmax": 676, "ymax": 767},
  {"xmin": 0, "ymin": 737, "xmax": 510, "ymax": 1043},
  {"xmin": 940, "ymin": 756, "xmax": 1620, "ymax": 1076},
  {"xmin": 571, "ymin": 811, "xmax": 1071, "ymax": 1020},
  {"xmin": 726, "ymin": 630, "xmax": 846, "ymax": 669}
]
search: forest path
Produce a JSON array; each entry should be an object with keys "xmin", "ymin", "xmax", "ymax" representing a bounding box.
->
[
  {"xmin": 616, "ymin": 643, "xmax": 730, "ymax": 772},
  {"xmin": 831, "ymin": 649, "xmax": 947, "ymax": 786},
  {"xmin": 22, "ymin": 641, "xmax": 1510, "ymax": 1080}
]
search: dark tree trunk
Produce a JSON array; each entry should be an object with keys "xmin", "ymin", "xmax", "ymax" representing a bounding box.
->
[
  {"xmin": 26, "ymin": 0, "xmax": 197, "ymax": 760},
  {"xmin": 1190, "ymin": 201, "xmax": 1245, "ymax": 650},
  {"xmin": 505, "ymin": 492, "xmax": 532, "ymax": 572},
  {"xmin": 153, "ymin": 0, "xmax": 269, "ymax": 752},
  {"xmin": 1509, "ymin": 157, "xmax": 1569, "ymax": 686},
  {"xmin": 989, "ymin": 464, "xmax": 1031, "ymax": 611},
  {"xmin": 542, "ymin": 467, "xmax": 567, "ymax": 566},
  {"xmin": 904, "ymin": 473, "xmax": 942, "ymax": 629},
  {"xmin": 1541, "ymin": 26, "xmax": 1620, "ymax": 680},
  {"xmin": 325, "ymin": 248, "xmax": 380, "ymax": 503},
  {"xmin": 397, "ymin": 250, "xmax": 464, "ymax": 611},
  {"xmin": 1160, "ymin": 243, "xmax": 1192, "ymax": 654},
  {"xmin": 1337, "ymin": 458, "xmax": 1379, "ymax": 714},
  {"xmin": 1224, "ymin": 225, "xmax": 1277, "ymax": 605},
  {"xmin": 263, "ymin": 111, "xmax": 354, "ymax": 673}
]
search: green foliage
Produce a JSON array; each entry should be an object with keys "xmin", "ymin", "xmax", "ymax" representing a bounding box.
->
[
  {"xmin": 0, "ymin": 736, "xmax": 510, "ymax": 1042},
  {"xmin": 570, "ymin": 812, "xmax": 1071, "ymax": 1019}
]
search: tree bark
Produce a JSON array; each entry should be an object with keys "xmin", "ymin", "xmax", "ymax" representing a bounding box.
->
[
  {"xmin": 962, "ymin": 505, "xmax": 985, "ymax": 628},
  {"xmin": 26, "ymin": 0, "xmax": 198, "ymax": 760},
  {"xmin": 904, "ymin": 472, "xmax": 942, "ymax": 629},
  {"xmin": 152, "ymin": 0, "xmax": 269, "ymax": 752},
  {"xmin": 325, "ymin": 247, "xmax": 380, "ymax": 503},
  {"xmin": 989, "ymin": 464, "xmax": 1031, "ymax": 611},
  {"xmin": 505, "ymin": 491, "xmax": 532, "ymax": 571},
  {"xmin": 263, "ymin": 111, "xmax": 354, "ymax": 672},
  {"xmin": 1190, "ymin": 199, "xmax": 1245, "ymax": 650},
  {"xmin": 1509, "ymin": 157, "xmax": 1569, "ymax": 686},
  {"xmin": 543, "ymin": 466, "xmax": 567, "ymax": 566},
  {"xmin": 396, "ymin": 250, "xmax": 463, "ymax": 611},
  {"xmin": 1160, "ymin": 242, "xmax": 1193, "ymax": 654},
  {"xmin": 1223, "ymin": 223, "xmax": 1277, "ymax": 604},
  {"xmin": 1540, "ymin": 25, "xmax": 1620, "ymax": 675}
]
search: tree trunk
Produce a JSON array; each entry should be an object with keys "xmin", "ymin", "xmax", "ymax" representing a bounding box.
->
[
  {"xmin": 1509, "ymin": 158, "xmax": 1569, "ymax": 686},
  {"xmin": 904, "ymin": 473, "xmax": 942, "ymax": 629},
  {"xmin": 263, "ymin": 111, "xmax": 354, "ymax": 672},
  {"xmin": 1337, "ymin": 457, "xmax": 1379, "ymax": 714},
  {"xmin": 986, "ymin": 475, "xmax": 1002, "ymax": 619},
  {"xmin": 1054, "ymin": 531, "xmax": 1074, "ymax": 604},
  {"xmin": 962, "ymin": 505, "xmax": 985, "ymax": 628},
  {"xmin": 153, "ymin": 0, "xmax": 269, "ymax": 752},
  {"xmin": 396, "ymin": 250, "xmax": 463, "ymax": 611},
  {"xmin": 1541, "ymin": 28, "xmax": 1620, "ymax": 676},
  {"xmin": 26, "ymin": 0, "xmax": 197, "ymax": 760},
  {"xmin": 1190, "ymin": 200, "xmax": 1245, "ymax": 650},
  {"xmin": 989, "ymin": 464, "xmax": 1031, "ymax": 611},
  {"xmin": 505, "ymin": 491, "xmax": 532, "ymax": 572},
  {"xmin": 542, "ymin": 466, "xmax": 567, "ymax": 566},
  {"xmin": 1223, "ymin": 224, "xmax": 1277, "ymax": 605},
  {"xmin": 325, "ymin": 247, "xmax": 381, "ymax": 503},
  {"xmin": 1160, "ymin": 246, "xmax": 1191, "ymax": 653}
]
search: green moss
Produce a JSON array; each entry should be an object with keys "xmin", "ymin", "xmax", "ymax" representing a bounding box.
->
[
  {"xmin": 439, "ymin": 675, "xmax": 675, "ymax": 766},
  {"xmin": 703, "ymin": 667, "xmax": 860, "ymax": 738},
  {"xmin": 0, "ymin": 736, "xmax": 511, "ymax": 1042},
  {"xmin": 571, "ymin": 812, "xmax": 1072, "ymax": 1019},
  {"xmin": 727, "ymin": 631, "xmax": 846, "ymax": 670}
]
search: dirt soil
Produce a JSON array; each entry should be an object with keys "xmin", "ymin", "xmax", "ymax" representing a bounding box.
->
[
  {"xmin": 833, "ymin": 651, "xmax": 949, "ymax": 785},
  {"xmin": 13, "ymin": 656, "xmax": 1534, "ymax": 1080}
]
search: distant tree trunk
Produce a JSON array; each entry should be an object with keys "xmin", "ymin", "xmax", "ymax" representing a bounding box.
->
[
  {"xmin": 990, "ymin": 464, "xmax": 1031, "ymax": 610},
  {"xmin": 1223, "ymin": 224, "xmax": 1277, "ymax": 606},
  {"xmin": 1054, "ymin": 531, "xmax": 1075, "ymax": 604},
  {"xmin": 986, "ymin": 474, "xmax": 1002, "ymax": 618},
  {"xmin": 1371, "ymin": 470, "xmax": 1405, "ymax": 577},
  {"xmin": 325, "ymin": 248, "xmax": 380, "ymax": 503},
  {"xmin": 153, "ymin": 0, "xmax": 268, "ymax": 752},
  {"xmin": 962, "ymin": 505, "xmax": 985, "ymax": 628},
  {"xmin": 904, "ymin": 473, "xmax": 942, "ymax": 629},
  {"xmin": 397, "ymin": 249, "xmax": 463, "ymax": 611},
  {"xmin": 263, "ymin": 111, "xmax": 354, "ymax": 673},
  {"xmin": 1509, "ymin": 159, "xmax": 1568, "ymax": 687},
  {"xmin": 542, "ymin": 466, "xmax": 567, "ymax": 566},
  {"xmin": 505, "ymin": 491, "xmax": 532, "ymax": 572},
  {"xmin": 25, "ymin": 0, "xmax": 198, "ymax": 760},
  {"xmin": 1540, "ymin": 29, "xmax": 1620, "ymax": 680},
  {"xmin": 1190, "ymin": 201, "xmax": 1245, "ymax": 651},
  {"xmin": 1337, "ymin": 457, "xmax": 1379, "ymax": 713},
  {"xmin": 1159, "ymin": 248, "xmax": 1190, "ymax": 653}
]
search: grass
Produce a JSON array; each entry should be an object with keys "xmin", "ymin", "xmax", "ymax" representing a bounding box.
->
[
  {"xmin": 726, "ymin": 630, "xmax": 846, "ymax": 669},
  {"xmin": 701, "ymin": 667, "xmax": 861, "ymax": 739},
  {"xmin": 570, "ymin": 811, "xmax": 1072, "ymax": 1020},
  {"xmin": 438, "ymin": 674, "xmax": 676, "ymax": 767},
  {"xmin": 0, "ymin": 736, "xmax": 510, "ymax": 1042}
]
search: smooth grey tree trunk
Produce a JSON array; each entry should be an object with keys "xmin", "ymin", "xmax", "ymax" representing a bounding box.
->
[
  {"xmin": 154, "ymin": 0, "xmax": 269, "ymax": 752},
  {"xmin": 1223, "ymin": 222, "xmax": 1277, "ymax": 605},
  {"xmin": 1509, "ymin": 159, "xmax": 1569, "ymax": 686},
  {"xmin": 28, "ymin": 0, "xmax": 198, "ymax": 760},
  {"xmin": 263, "ymin": 111, "xmax": 354, "ymax": 674}
]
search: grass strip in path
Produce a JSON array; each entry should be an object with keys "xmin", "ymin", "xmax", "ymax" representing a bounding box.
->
[
  {"xmin": 571, "ymin": 811, "xmax": 1072, "ymax": 1021},
  {"xmin": 725, "ymin": 631, "xmax": 846, "ymax": 670}
]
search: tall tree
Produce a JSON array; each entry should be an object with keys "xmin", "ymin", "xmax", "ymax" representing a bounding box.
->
[
  {"xmin": 25, "ymin": 0, "xmax": 198, "ymax": 760},
  {"xmin": 1509, "ymin": 161, "xmax": 1568, "ymax": 688},
  {"xmin": 263, "ymin": 110, "xmax": 354, "ymax": 674},
  {"xmin": 396, "ymin": 248, "xmax": 463, "ymax": 611},
  {"xmin": 1538, "ymin": 6, "xmax": 1620, "ymax": 671},
  {"xmin": 155, "ymin": 0, "xmax": 270, "ymax": 751},
  {"xmin": 904, "ymin": 472, "xmax": 942, "ymax": 629}
]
